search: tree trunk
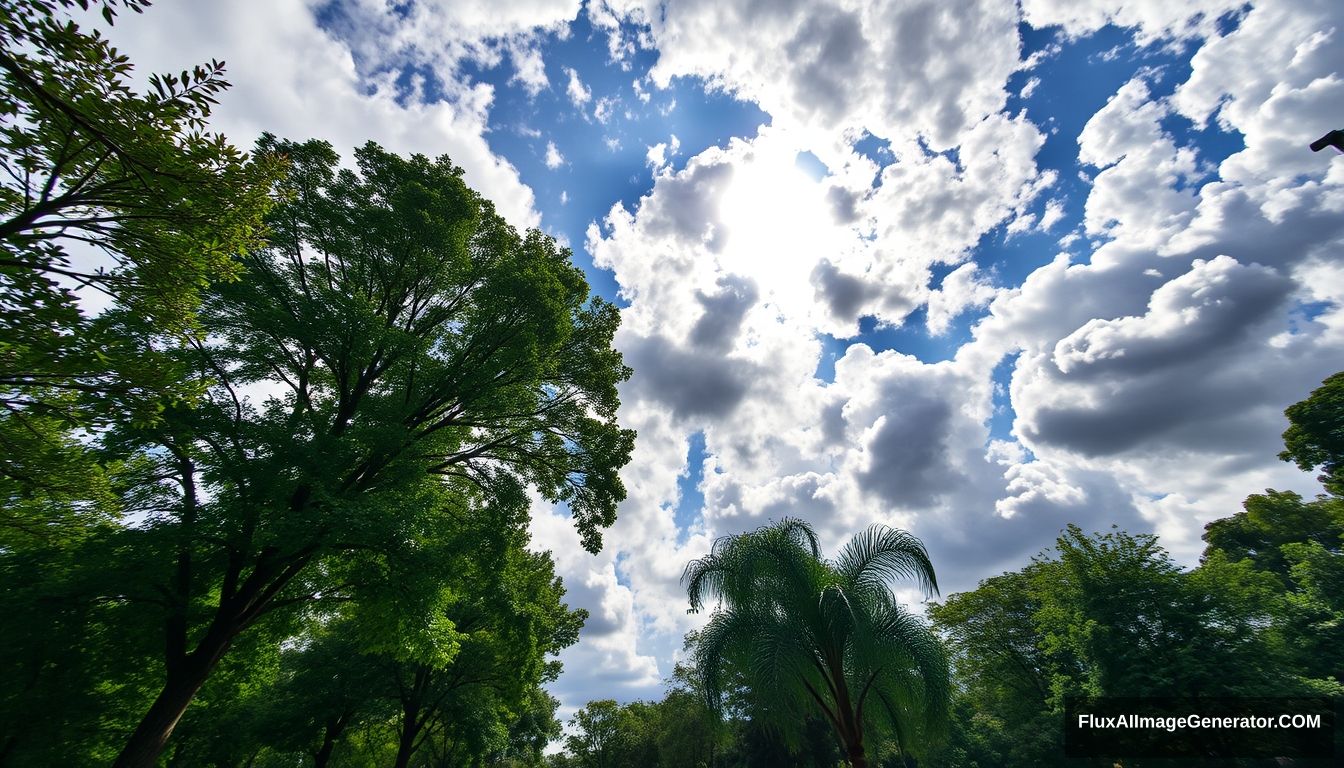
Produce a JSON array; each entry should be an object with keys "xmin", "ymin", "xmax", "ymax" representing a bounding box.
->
[
  {"xmin": 313, "ymin": 714, "xmax": 349, "ymax": 768},
  {"xmin": 393, "ymin": 704, "xmax": 422, "ymax": 768},
  {"xmin": 112, "ymin": 663, "xmax": 213, "ymax": 768},
  {"xmin": 847, "ymin": 746, "xmax": 868, "ymax": 768},
  {"xmin": 112, "ymin": 622, "xmax": 236, "ymax": 768}
]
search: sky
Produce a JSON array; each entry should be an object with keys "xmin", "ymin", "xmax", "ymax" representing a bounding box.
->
[{"xmin": 102, "ymin": 0, "xmax": 1344, "ymax": 722}]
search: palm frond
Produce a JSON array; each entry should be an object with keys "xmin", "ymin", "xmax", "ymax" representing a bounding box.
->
[{"xmin": 836, "ymin": 524, "xmax": 938, "ymax": 598}]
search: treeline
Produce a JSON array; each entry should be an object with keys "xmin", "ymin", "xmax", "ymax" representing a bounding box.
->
[
  {"xmin": 2, "ymin": 2, "xmax": 631, "ymax": 767},
  {"xmin": 552, "ymin": 373, "xmax": 1344, "ymax": 768}
]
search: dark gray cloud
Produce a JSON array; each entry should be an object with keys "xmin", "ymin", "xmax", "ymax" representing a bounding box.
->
[
  {"xmin": 826, "ymin": 184, "xmax": 863, "ymax": 223},
  {"xmin": 918, "ymin": 467, "xmax": 1149, "ymax": 595},
  {"xmin": 690, "ymin": 275, "xmax": 759, "ymax": 351},
  {"xmin": 857, "ymin": 394, "xmax": 960, "ymax": 507},
  {"xmin": 624, "ymin": 334, "xmax": 758, "ymax": 420},
  {"xmin": 819, "ymin": 394, "xmax": 847, "ymax": 445},
  {"xmin": 784, "ymin": 10, "xmax": 867, "ymax": 125},
  {"xmin": 1052, "ymin": 258, "xmax": 1294, "ymax": 380},
  {"xmin": 1019, "ymin": 257, "xmax": 1311, "ymax": 457},
  {"xmin": 812, "ymin": 260, "xmax": 879, "ymax": 323}
]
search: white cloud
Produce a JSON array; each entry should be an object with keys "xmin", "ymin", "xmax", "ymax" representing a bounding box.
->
[
  {"xmin": 645, "ymin": 134, "xmax": 680, "ymax": 170},
  {"xmin": 578, "ymin": 0, "xmax": 1344, "ymax": 707},
  {"xmin": 1020, "ymin": 0, "xmax": 1245, "ymax": 44},
  {"xmin": 98, "ymin": 0, "xmax": 541, "ymax": 229},
  {"xmin": 629, "ymin": 0, "xmax": 1022, "ymax": 151},
  {"xmin": 545, "ymin": 140, "xmax": 566, "ymax": 169},
  {"xmin": 312, "ymin": 0, "xmax": 578, "ymax": 100},
  {"xmin": 926, "ymin": 263, "xmax": 999, "ymax": 335},
  {"xmin": 508, "ymin": 40, "xmax": 550, "ymax": 95},
  {"xmin": 632, "ymin": 76, "xmax": 651, "ymax": 103},
  {"xmin": 565, "ymin": 66, "xmax": 592, "ymax": 106},
  {"xmin": 594, "ymin": 95, "xmax": 618, "ymax": 123},
  {"xmin": 1039, "ymin": 198, "xmax": 1066, "ymax": 230}
]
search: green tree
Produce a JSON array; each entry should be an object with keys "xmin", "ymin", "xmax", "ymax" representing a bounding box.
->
[
  {"xmin": 0, "ymin": 0, "xmax": 278, "ymax": 425},
  {"xmin": 927, "ymin": 564, "xmax": 1058, "ymax": 768},
  {"xmin": 683, "ymin": 519, "xmax": 948, "ymax": 768},
  {"xmin": 0, "ymin": 133, "xmax": 634, "ymax": 767},
  {"xmin": 656, "ymin": 659, "xmax": 732, "ymax": 768},
  {"xmin": 377, "ymin": 497, "xmax": 584, "ymax": 768},
  {"xmin": 1281, "ymin": 371, "xmax": 1344, "ymax": 495},
  {"xmin": 567, "ymin": 699, "xmax": 623, "ymax": 768},
  {"xmin": 0, "ymin": 0, "xmax": 274, "ymax": 330},
  {"xmin": 1203, "ymin": 370, "xmax": 1344, "ymax": 687},
  {"xmin": 930, "ymin": 525, "xmax": 1316, "ymax": 768},
  {"xmin": 0, "ymin": 0, "xmax": 280, "ymax": 575}
]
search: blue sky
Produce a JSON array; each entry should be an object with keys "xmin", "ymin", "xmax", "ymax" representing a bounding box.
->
[{"xmin": 111, "ymin": 0, "xmax": 1344, "ymax": 723}]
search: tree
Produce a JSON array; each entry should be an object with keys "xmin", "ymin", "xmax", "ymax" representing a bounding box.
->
[
  {"xmin": 0, "ymin": 0, "xmax": 280, "ymax": 570},
  {"xmin": 683, "ymin": 519, "xmax": 949, "ymax": 768},
  {"xmin": 1280, "ymin": 371, "xmax": 1344, "ymax": 495},
  {"xmin": 0, "ymin": 0, "xmax": 275, "ymax": 330},
  {"xmin": 1204, "ymin": 370, "xmax": 1344, "ymax": 687},
  {"xmin": 0, "ymin": 0, "xmax": 278, "ymax": 424},
  {"xmin": 566, "ymin": 700, "xmax": 623, "ymax": 768},
  {"xmin": 927, "ymin": 565, "xmax": 1059, "ymax": 768},
  {"xmin": 656, "ymin": 658, "xmax": 732, "ymax": 768},
  {"xmin": 3, "ymin": 133, "xmax": 636, "ymax": 767}
]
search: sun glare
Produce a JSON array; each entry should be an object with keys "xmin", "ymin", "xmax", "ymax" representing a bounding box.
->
[{"xmin": 715, "ymin": 139, "xmax": 833, "ymax": 310}]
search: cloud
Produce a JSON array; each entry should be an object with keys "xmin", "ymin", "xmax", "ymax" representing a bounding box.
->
[
  {"xmin": 645, "ymin": 134, "xmax": 680, "ymax": 170},
  {"xmin": 508, "ymin": 39, "xmax": 550, "ymax": 95},
  {"xmin": 545, "ymin": 140, "xmax": 566, "ymax": 169},
  {"xmin": 309, "ymin": 0, "xmax": 579, "ymax": 100},
  {"xmin": 99, "ymin": 0, "xmax": 542, "ymax": 229},
  {"xmin": 1020, "ymin": 0, "xmax": 1246, "ymax": 44},
  {"xmin": 1015, "ymin": 256, "xmax": 1296, "ymax": 456},
  {"xmin": 1039, "ymin": 198, "xmax": 1066, "ymax": 230},
  {"xmin": 621, "ymin": 333, "xmax": 758, "ymax": 420},
  {"xmin": 926, "ymin": 263, "xmax": 999, "ymax": 335},
  {"xmin": 594, "ymin": 95, "xmax": 618, "ymax": 123},
  {"xmin": 629, "ymin": 0, "xmax": 1022, "ymax": 150},
  {"xmin": 565, "ymin": 66, "xmax": 592, "ymax": 106}
]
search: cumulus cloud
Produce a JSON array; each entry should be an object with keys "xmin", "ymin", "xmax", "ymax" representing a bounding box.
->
[
  {"xmin": 926, "ymin": 263, "xmax": 999, "ymax": 335},
  {"xmin": 99, "ymin": 0, "xmax": 542, "ymax": 229},
  {"xmin": 306, "ymin": 0, "xmax": 578, "ymax": 101},
  {"xmin": 629, "ymin": 0, "xmax": 1022, "ymax": 150},
  {"xmin": 580, "ymin": 0, "xmax": 1344, "ymax": 702}
]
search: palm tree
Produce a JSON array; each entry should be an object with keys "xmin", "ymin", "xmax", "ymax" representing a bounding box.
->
[{"xmin": 683, "ymin": 518, "xmax": 948, "ymax": 768}]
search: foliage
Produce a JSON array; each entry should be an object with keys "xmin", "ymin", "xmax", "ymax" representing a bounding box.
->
[
  {"xmin": 0, "ymin": 0, "xmax": 280, "ymax": 431},
  {"xmin": 683, "ymin": 519, "xmax": 948, "ymax": 768},
  {"xmin": 1280, "ymin": 371, "xmax": 1344, "ymax": 495},
  {"xmin": 0, "ymin": 134, "xmax": 632, "ymax": 767},
  {"xmin": 0, "ymin": 0, "xmax": 275, "ymax": 327},
  {"xmin": 930, "ymin": 525, "xmax": 1336, "ymax": 767}
]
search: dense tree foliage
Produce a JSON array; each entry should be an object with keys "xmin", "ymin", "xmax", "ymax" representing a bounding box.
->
[{"xmin": 0, "ymin": 0, "xmax": 279, "ymax": 439}]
